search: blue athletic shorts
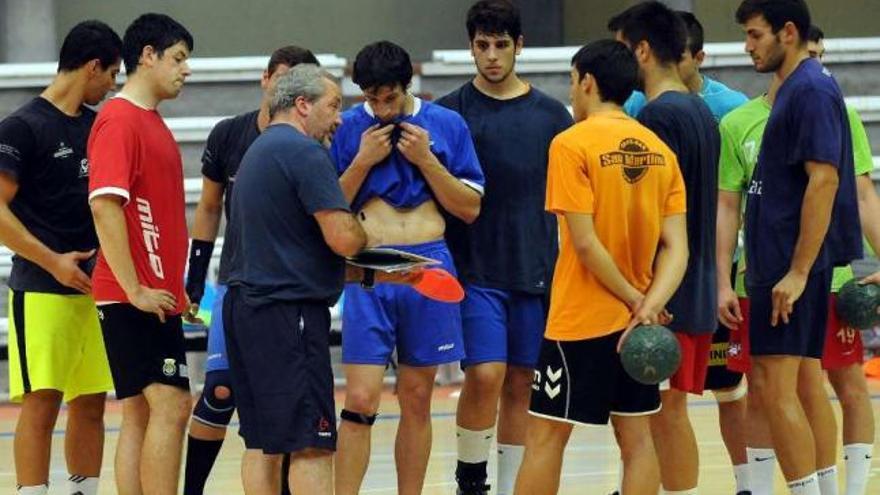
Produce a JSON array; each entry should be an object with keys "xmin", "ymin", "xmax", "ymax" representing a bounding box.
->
[
  {"xmin": 341, "ymin": 240, "xmax": 464, "ymax": 367},
  {"xmin": 205, "ymin": 283, "xmax": 229, "ymax": 373},
  {"xmin": 747, "ymin": 269, "xmax": 832, "ymax": 359},
  {"xmin": 460, "ymin": 285, "xmax": 547, "ymax": 368}
]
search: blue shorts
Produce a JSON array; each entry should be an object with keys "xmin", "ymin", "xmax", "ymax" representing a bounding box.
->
[
  {"xmin": 342, "ymin": 240, "xmax": 464, "ymax": 367},
  {"xmin": 460, "ymin": 285, "xmax": 547, "ymax": 368},
  {"xmin": 747, "ymin": 269, "xmax": 832, "ymax": 359},
  {"xmin": 206, "ymin": 284, "xmax": 229, "ymax": 373}
]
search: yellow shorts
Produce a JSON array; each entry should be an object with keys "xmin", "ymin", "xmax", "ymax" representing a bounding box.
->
[{"xmin": 7, "ymin": 290, "xmax": 113, "ymax": 402}]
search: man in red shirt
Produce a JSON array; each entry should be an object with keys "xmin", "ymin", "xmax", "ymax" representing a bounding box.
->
[{"xmin": 87, "ymin": 13, "xmax": 194, "ymax": 495}]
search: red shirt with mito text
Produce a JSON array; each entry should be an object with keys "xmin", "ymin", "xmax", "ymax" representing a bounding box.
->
[{"xmin": 87, "ymin": 97, "xmax": 188, "ymax": 314}]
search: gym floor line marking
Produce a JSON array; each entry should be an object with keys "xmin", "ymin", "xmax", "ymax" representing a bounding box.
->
[{"xmin": 0, "ymin": 393, "xmax": 878, "ymax": 439}]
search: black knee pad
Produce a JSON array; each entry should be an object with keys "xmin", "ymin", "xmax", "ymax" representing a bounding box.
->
[
  {"xmin": 340, "ymin": 409, "xmax": 378, "ymax": 426},
  {"xmin": 192, "ymin": 370, "xmax": 235, "ymax": 428}
]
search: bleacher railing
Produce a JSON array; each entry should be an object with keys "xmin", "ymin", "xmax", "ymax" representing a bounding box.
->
[
  {"xmin": 423, "ymin": 38, "xmax": 880, "ymax": 75},
  {"xmin": 0, "ymin": 54, "xmax": 346, "ymax": 89}
]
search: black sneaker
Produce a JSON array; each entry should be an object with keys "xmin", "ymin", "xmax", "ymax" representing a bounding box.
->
[
  {"xmin": 736, "ymin": 492, "xmax": 752, "ymax": 495},
  {"xmin": 456, "ymin": 480, "xmax": 491, "ymax": 495}
]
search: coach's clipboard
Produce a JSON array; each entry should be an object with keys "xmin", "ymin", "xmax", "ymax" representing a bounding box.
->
[{"xmin": 346, "ymin": 247, "xmax": 440, "ymax": 273}]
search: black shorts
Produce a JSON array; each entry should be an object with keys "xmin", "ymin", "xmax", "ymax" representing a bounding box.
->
[
  {"xmin": 97, "ymin": 304, "xmax": 190, "ymax": 400},
  {"xmin": 223, "ymin": 287, "xmax": 336, "ymax": 455},
  {"xmin": 529, "ymin": 332, "xmax": 661, "ymax": 426},
  {"xmin": 748, "ymin": 269, "xmax": 832, "ymax": 359},
  {"xmin": 704, "ymin": 324, "xmax": 745, "ymax": 391}
]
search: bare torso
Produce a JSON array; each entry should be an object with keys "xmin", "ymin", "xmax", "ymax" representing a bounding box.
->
[{"xmin": 358, "ymin": 197, "xmax": 445, "ymax": 246}]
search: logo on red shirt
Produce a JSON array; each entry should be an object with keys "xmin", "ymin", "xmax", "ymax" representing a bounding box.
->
[{"xmin": 136, "ymin": 197, "xmax": 165, "ymax": 279}]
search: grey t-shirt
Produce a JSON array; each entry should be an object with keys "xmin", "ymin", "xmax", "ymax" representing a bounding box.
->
[{"xmin": 226, "ymin": 124, "xmax": 351, "ymax": 306}]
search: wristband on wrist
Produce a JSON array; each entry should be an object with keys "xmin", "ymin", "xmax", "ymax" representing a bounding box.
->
[{"xmin": 185, "ymin": 239, "xmax": 215, "ymax": 303}]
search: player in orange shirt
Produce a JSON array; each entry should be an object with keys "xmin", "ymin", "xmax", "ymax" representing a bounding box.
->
[{"xmin": 513, "ymin": 39, "xmax": 689, "ymax": 495}]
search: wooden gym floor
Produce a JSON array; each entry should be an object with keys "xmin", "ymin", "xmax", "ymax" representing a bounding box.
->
[{"xmin": 0, "ymin": 383, "xmax": 879, "ymax": 494}]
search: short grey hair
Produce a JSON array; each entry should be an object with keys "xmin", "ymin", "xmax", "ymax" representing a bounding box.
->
[{"xmin": 268, "ymin": 64, "xmax": 334, "ymax": 118}]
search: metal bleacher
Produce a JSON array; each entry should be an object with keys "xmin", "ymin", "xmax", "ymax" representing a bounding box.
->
[
  {"xmin": 422, "ymin": 38, "xmax": 880, "ymax": 102},
  {"xmin": 423, "ymin": 39, "xmax": 880, "ymax": 196},
  {"xmin": 423, "ymin": 38, "xmax": 880, "ymax": 74}
]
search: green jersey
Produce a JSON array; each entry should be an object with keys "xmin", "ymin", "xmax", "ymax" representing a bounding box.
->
[{"xmin": 718, "ymin": 97, "xmax": 873, "ymax": 297}]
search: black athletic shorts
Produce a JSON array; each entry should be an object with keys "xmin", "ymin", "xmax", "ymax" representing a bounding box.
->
[
  {"xmin": 223, "ymin": 286, "xmax": 336, "ymax": 454},
  {"xmin": 747, "ymin": 269, "xmax": 832, "ymax": 359},
  {"xmin": 529, "ymin": 331, "xmax": 661, "ymax": 426},
  {"xmin": 97, "ymin": 303, "xmax": 190, "ymax": 399},
  {"xmin": 704, "ymin": 324, "xmax": 745, "ymax": 391}
]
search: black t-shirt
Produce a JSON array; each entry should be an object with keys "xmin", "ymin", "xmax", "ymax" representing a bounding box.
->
[
  {"xmin": 436, "ymin": 83, "xmax": 572, "ymax": 294},
  {"xmin": 201, "ymin": 110, "xmax": 260, "ymax": 283},
  {"xmin": 639, "ymin": 91, "xmax": 720, "ymax": 334},
  {"xmin": 226, "ymin": 124, "xmax": 351, "ymax": 306},
  {"xmin": 0, "ymin": 97, "xmax": 98, "ymax": 293}
]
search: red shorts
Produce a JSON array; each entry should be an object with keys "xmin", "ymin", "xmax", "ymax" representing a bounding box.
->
[
  {"xmin": 822, "ymin": 295, "xmax": 864, "ymax": 370},
  {"xmin": 668, "ymin": 332, "xmax": 712, "ymax": 394},
  {"xmin": 726, "ymin": 296, "xmax": 864, "ymax": 373},
  {"xmin": 726, "ymin": 298, "xmax": 752, "ymax": 373}
]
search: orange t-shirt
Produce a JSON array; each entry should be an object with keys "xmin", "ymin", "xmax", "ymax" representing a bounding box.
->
[{"xmin": 545, "ymin": 110, "xmax": 686, "ymax": 341}]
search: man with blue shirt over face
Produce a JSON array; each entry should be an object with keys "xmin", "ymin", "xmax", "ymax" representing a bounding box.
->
[
  {"xmin": 624, "ymin": 11, "xmax": 749, "ymax": 121},
  {"xmin": 331, "ymin": 41, "xmax": 484, "ymax": 495},
  {"xmin": 435, "ymin": 2, "xmax": 572, "ymax": 494},
  {"xmin": 736, "ymin": 1, "xmax": 862, "ymax": 493}
]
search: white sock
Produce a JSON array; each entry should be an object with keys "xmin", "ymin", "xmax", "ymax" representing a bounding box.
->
[
  {"xmin": 496, "ymin": 443, "xmax": 524, "ymax": 495},
  {"xmin": 457, "ymin": 426, "xmax": 494, "ymax": 464},
  {"xmin": 68, "ymin": 475, "xmax": 99, "ymax": 495},
  {"xmin": 17, "ymin": 485, "xmax": 48, "ymax": 495},
  {"xmin": 662, "ymin": 489, "xmax": 697, "ymax": 494},
  {"xmin": 817, "ymin": 466, "xmax": 839, "ymax": 495},
  {"xmin": 734, "ymin": 463, "xmax": 751, "ymax": 493},
  {"xmin": 843, "ymin": 443, "xmax": 873, "ymax": 495},
  {"xmin": 748, "ymin": 447, "xmax": 777, "ymax": 495},
  {"xmin": 788, "ymin": 473, "xmax": 820, "ymax": 495}
]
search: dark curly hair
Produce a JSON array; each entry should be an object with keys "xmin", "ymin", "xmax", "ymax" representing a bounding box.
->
[{"xmin": 352, "ymin": 41, "xmax": 413, "ymax": 91}]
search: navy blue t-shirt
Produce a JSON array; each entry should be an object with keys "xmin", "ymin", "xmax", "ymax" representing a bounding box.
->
[
  {"xmin": 745, "ymin": 58, "xmax": 862, "ymax": 288},
  {"xmin": 0, "ymin": 97, "xmax": 98, "ymax": 294},
  {"xmin": 436, "ymin": 83, "xmax": 572, "ymax": 293},
  {"xmin": 226, "ymin": 124, "xmax": 351, "ymax": 306},
  {"xmin": 201, "ymin": 110, "xmax": 260, "ymax": 283},
  {"xmin": 638, "ymin": 91, "xmax": 720, "ymax": 334}
]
